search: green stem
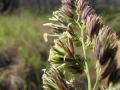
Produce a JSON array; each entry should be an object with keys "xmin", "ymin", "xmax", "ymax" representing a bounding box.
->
[
  {"xmin": 93, "ymin": 72, "xmax": 99, "ymax": 90},
  {"xmin": 93, "ymin": 62, "xmax": 100, "ymax": 90},
  {"xmin": 85, "ymin": 62, "xmax": 91, "ymax": 90},
  {"xmin": 82, "ymin": 31, "xmax": 91, "ymax": 90},
  {"xmin": 77, "ymin": 22, "xmax": 91, "ymax": 90}
]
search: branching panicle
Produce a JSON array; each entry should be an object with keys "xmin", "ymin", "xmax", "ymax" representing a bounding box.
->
[
  {"xmin": 43, "ymin": 0, "xmax": 120, "ymax": 89},
  {"xmin": 48, "ymin": 34, "xmax": 85, "ymax": 74},
  {"xmin": 76, "ymin": 0, "xmax": 118, "ymax": 84}
]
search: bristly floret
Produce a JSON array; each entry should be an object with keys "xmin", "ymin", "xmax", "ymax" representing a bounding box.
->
[
  {"xmin": 43, "ymin": 0, "xmax": 119, "ymax": 87},
  {"xmin": 48, "ymin": 33, "xmax": 85, "ymax": 74},
  {"xmin": 76, "ymin": 0, "xmax": 118, "ymax": 83},
  {"xmin": 42, "ymin": 66, "xmax": 74, "ymax": 90}
]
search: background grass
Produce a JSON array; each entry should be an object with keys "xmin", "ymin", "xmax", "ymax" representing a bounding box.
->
[{"xmin": 0, "ymin": 11, "xmax": 51, "ymax": 89}]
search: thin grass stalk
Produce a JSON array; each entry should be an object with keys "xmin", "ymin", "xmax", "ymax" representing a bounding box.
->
[{"xmin": 77, "ymin": 21, "xmax": 91, "ymax": 90}]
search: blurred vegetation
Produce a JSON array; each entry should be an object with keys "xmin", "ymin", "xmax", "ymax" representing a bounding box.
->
[
  {"xmin": 0, "ymin": 10, "xmax": 51, "ymax": 90},
  {"xmin": 0, "ymin": 0, "xmax": 60, "ymax": 14},
  {"xmin": 97, "ymin": 7, "xmax": 120, "ymax": 36}
]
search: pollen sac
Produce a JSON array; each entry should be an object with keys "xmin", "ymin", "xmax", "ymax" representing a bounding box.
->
[
  {"xmin": 81, "ymin": 6, "xmax": 95, "ymax": 20},
  {"xmin": 86, "ymin": 15, "xmax": 103, "ymax": 39},
  {"xmin": 93, "ymin": 25, "xmax": 117, "ymax": 80},
  {"xmin": 61, "ymin": 4, "xmax": 74, "ymax": 18},
  {"xmin": 77, "ymin": 0, "xmax": 88, "ymax": 11},
  {"xmin": 61, "ymin": 0, "xmax": 75, "ymax": 19},
  {"xmin": 65, "ymin": 55, "xmax": 85, "ymax": 74}
]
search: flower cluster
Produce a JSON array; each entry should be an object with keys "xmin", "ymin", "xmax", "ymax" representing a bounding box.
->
[
  {"xmin": 61, "ymin": 0, "xmax": 74, "ymax": 18},
  {"xmin": 43, "ymin": 0, "xmax": 119, "ymax": 89},
  {"xmin": 76, "ymin": 0, "xmax": 118, "ymax": 83},
  {"xmin": 76, "ymin": 0, "xmax": 95, "ymax": 20},
  {"xmin": 42, "ymin": 66, "xmax": 74, "ymax": 90},
  {"xmin": 48, "ymin": 32, "xmax": 85, "ymax": 74}
]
